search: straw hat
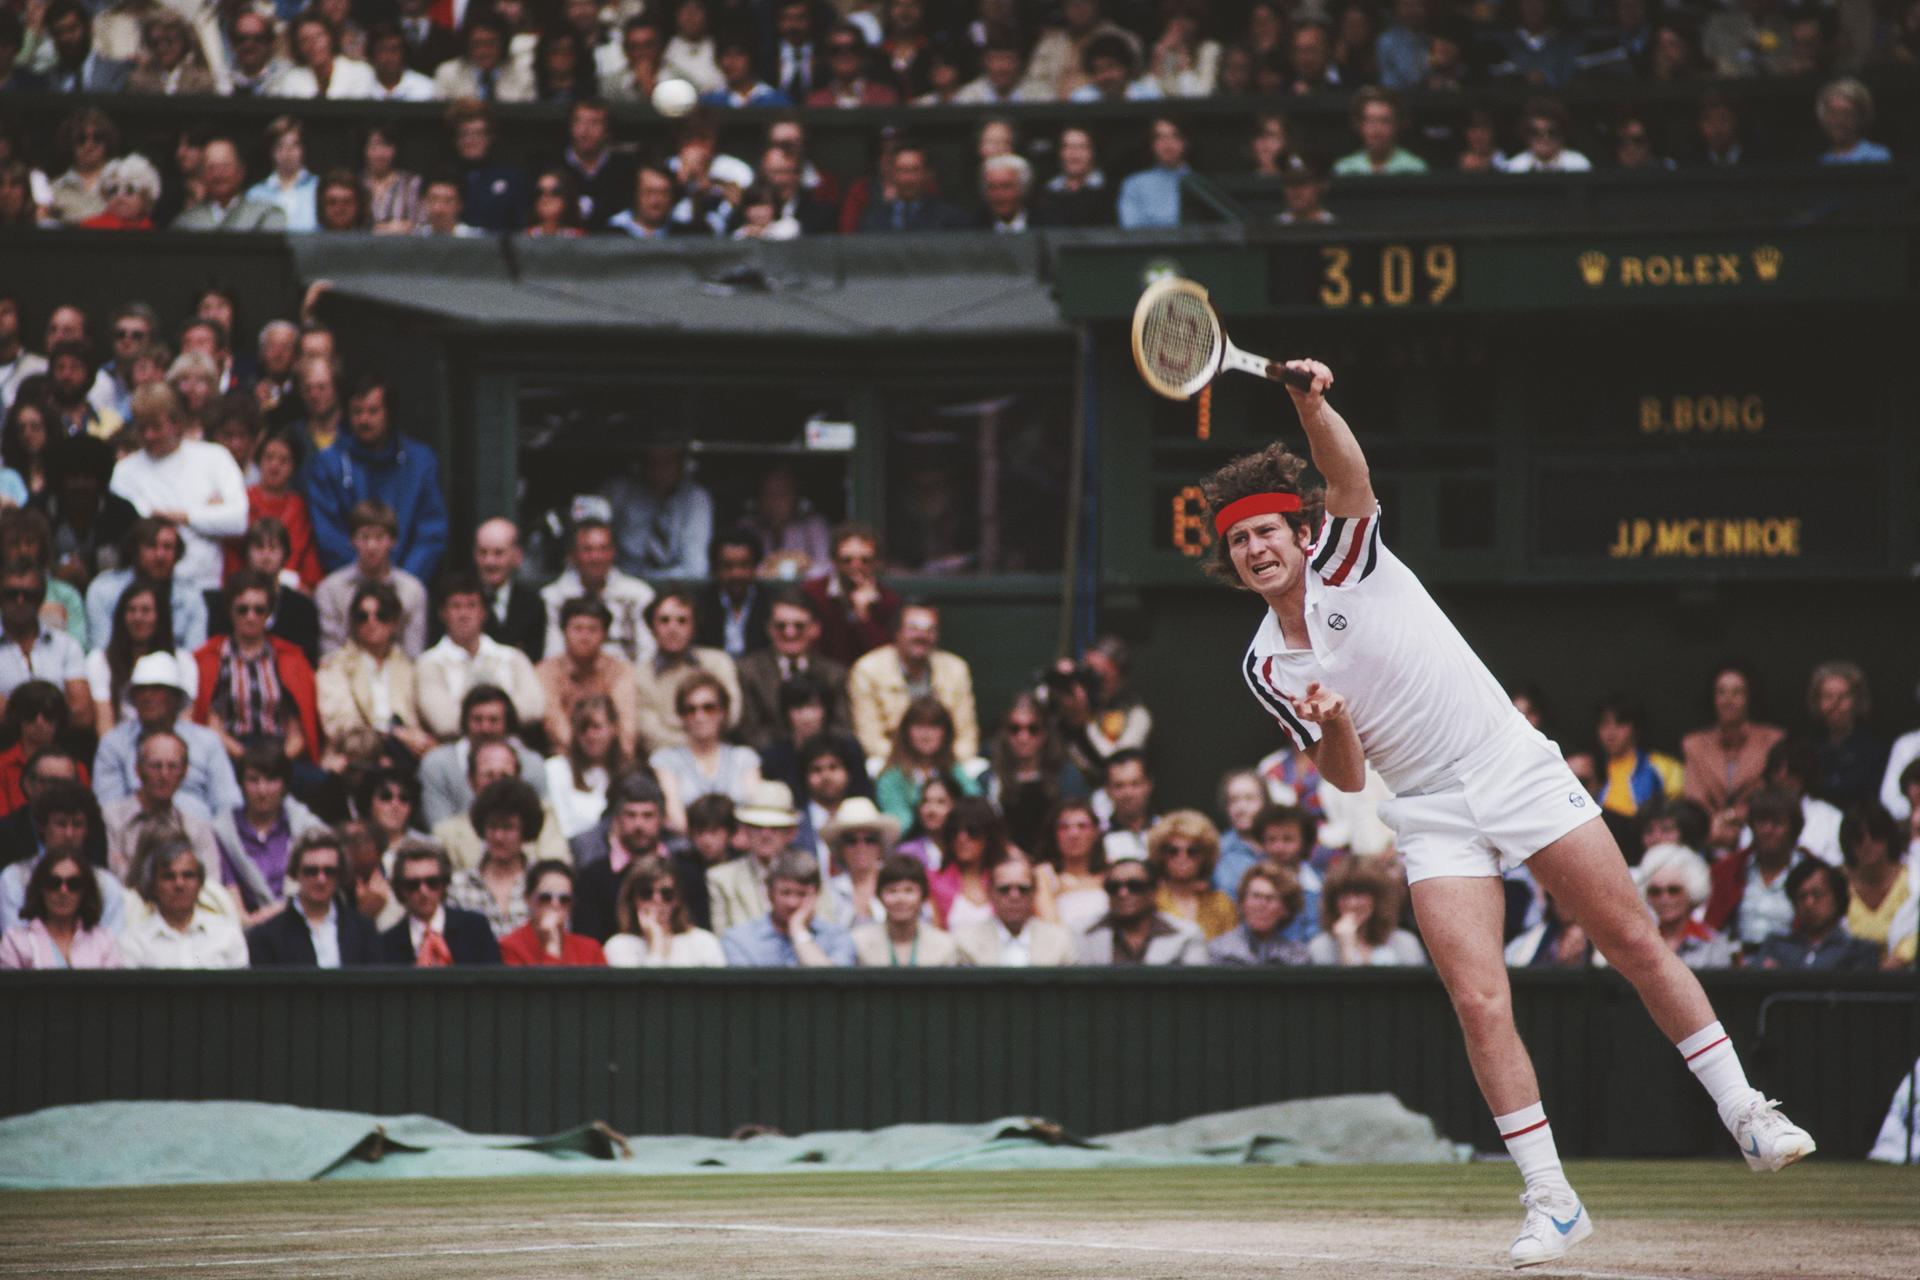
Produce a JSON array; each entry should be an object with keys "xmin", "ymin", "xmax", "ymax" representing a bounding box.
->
[
  {"xmin": 734, "ymin": 780, "xmax": 801, "ymax": 828},
  {"xmin": 819, "ymin": 796, "xmax": 902, "ymax": 847}
]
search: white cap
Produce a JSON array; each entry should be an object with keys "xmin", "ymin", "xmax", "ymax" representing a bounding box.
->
[{"xmin": 129, "ymin": 651, "xmax": 188, "ymax": 695}]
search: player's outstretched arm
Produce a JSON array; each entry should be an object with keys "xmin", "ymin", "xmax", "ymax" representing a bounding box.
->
[
  {"xmin": 1291, "ymin": 681, "xmax": 1366, "ymax": 793},
  {"xmin": 1276, "ymin": 360, "xmax": 1376, "ymax": 519}
]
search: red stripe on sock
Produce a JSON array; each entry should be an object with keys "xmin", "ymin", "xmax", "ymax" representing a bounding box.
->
[
  {"xmin": 1683, "ymin": 1035, "xmax": 1730, "ymax": 1063},
  {"xmin": 1499, "ymin": 1118, "xmax": 1550, "ymax": 1141}
]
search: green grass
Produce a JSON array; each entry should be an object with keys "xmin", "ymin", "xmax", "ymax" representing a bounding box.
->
[{"xmin": 7, "ymin": 1160, "xmax": 1913, "ymax": 1226}]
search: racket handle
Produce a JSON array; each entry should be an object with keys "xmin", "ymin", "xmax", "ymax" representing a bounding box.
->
[{"xmin": 1268, "ymin": 363, "xmax": 1316, "ymax": 392}]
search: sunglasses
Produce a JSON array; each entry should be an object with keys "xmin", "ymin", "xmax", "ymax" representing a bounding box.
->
[
  {"xmin": 47, "ymin": 874, "xmax": 87, "ymax": 892},
  {"xmin": 649, "ymin": 886, "xmax": 678, "ymax": 902},
  {"xmin": 1645, "ymin": 884, "xmax": 1687, "ymax": 897},
  {"xmin": 374, "ymin": 787, "xmax": 409, "ymax": 803},
  {"xmin": 840, "ymin": 831, "xmax": 883, "ymax": 845},
  {"xmin": 298, "ymin": 863, "xmax": 341, "ymax": 879},
  {"xmin": 355, "ymin": 609, "xmax": 391, "ymax": 623},
  {"xmin": 683, "ymin": 701, "xmax": 723, "ymax": 714},
  {"xmin": 993, "ymin": 883, "xmax": 1034, "ymax": 897},
  {"xmin": 771, "ymin": 620, "xmax": 808, "ymax": 633},
  {"xmin": 114, "ymin": 326, "xmax": 149, "ymax": 340},
  {"xmin": 232, "ymin": 601, "xmax": 269, "ymax": 616},
  {"xmin": 1105, "ymin": 878, "xmax": 1152, "ymax": 895},
  {"xmin": 1528, "ymin": 125, "xmax": 1560, "ymax": 138},
  {"xmin": 396, "ymin": 875, "xmax": 447, "ymax": 893},
  {"xmin": 533, "ymin": 891, "xmax": 573, "ymax": 905},
  {"xmin": 0, "ymin": 588, "xmax": 39, "ymax": 603},
  {"xmin": 1006, "ymin": 722, "xmax": 1043, "ymax": 736},
  {"xmin": 1163, "ymin": 842, "xmax": 1200, "ymax": 857}
]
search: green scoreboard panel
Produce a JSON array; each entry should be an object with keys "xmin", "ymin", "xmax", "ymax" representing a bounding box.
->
[{"xmin": 1057, "ymin": 225, "xmax": 1916, "ymax": 587}]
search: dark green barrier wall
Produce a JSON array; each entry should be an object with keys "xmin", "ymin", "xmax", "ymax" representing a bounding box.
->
[{"xmin": 3, "ymin": 970, "xmax": 1910, "ymax": 1159}]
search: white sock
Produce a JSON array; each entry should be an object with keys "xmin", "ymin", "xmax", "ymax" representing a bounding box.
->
[
  {"xmin": 1678, "ymin": 1021, "xmax": 1764, "ymax": 1124},
  {"xmin": 1496, "ymin": 1102, "xmax": 1573, "ymax": 1200}
]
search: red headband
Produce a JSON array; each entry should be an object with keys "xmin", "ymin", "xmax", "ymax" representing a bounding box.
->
[{"xmin": 1213, "ymin": 492, "xmax": 1303, "ymax": 536}]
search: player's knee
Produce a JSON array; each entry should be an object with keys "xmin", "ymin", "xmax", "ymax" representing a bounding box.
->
[{"xmin": 1451, "ymin": 983, "xmax": 1513, "ymax": 1035}]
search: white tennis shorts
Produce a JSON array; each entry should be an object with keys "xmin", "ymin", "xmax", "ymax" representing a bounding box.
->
[{"xmin": 1379, "ymin": 726, "xmax": 1601, "ymax": 884}]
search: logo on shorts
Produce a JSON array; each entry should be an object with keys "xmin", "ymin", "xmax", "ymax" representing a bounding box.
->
[
  {"xmin": 1569, "ymin": 792, "xmax": 1587, "ymax": 808},
  {"xmin": 1327, "ymin": 613, "xmax": 1348, "ymax": 631}
]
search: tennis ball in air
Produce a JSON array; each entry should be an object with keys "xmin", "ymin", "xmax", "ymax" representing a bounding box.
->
[{"xmin": 652, "ymin": 78, "xmax": 698, "ymax": 117}]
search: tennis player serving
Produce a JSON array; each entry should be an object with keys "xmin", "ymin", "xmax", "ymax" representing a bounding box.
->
[{"xmin": 1205, "ymin": 360, "xmax": 1814, "ymax": 1267}]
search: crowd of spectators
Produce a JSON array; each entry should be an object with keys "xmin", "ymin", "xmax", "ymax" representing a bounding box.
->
[
  {"xmin": 0, "ymin": 0, "xmax": 1912, "ymax": 239},
  {"xmin": 0, "ymin": 285, "xmax": 1912, "ymax": 975}
]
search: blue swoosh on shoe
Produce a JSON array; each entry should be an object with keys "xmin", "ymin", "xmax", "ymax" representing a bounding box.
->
[
  {"xmin": 1745, "ymin": 1136, "xmax": 1761, "ymax": 1158},
  {"xmin": 1551, "ymin": 1208, "xmax": 1583, "ymax": 1236}
]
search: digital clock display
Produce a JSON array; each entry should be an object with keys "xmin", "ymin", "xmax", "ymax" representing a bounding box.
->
[{"xmin": 1271, "ymin": 242, "xmax": 1461, "ymax": 310}]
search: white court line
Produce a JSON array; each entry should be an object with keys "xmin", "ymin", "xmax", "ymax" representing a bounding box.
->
[
  {"xmin": 0, "ymin": 1215, "xmax": 1698, "ymax": 1280},
  {"xmin": 2, "ymin": 1226, "xmax": 390, "ymax": 1250}
]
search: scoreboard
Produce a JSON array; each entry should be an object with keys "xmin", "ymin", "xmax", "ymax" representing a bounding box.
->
[{"xmin": 1055, "ymin": 225, "xmax": 1915, "ymax": 587}]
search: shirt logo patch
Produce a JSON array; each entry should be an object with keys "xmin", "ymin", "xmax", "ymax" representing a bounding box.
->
[
  {"xmin": 1569, "ymin": 792, "xmax": 1587, "ymax": 808},
  {"xmin": 1327, "ymin": 614, "xmax": 1348, "ymax": 631}
]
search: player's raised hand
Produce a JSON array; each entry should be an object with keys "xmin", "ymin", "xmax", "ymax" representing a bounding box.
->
[
  {"xmin": 1274, "ymin": 359, "xmax": 1334, "ymax": 400},
  {"xmin": 1288, "ymin": 681, "xmax": 1347, "ymax": 725}
]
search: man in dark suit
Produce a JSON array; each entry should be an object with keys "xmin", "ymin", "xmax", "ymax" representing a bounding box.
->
[
  {"xmin": 380, "ymin": 840, "xmax": 501, "ymax": 964},
  {"xmin": 693, "ymin": 529, "xmax": 772, "ymax": 659},
  {"xmin": 568, "ymin": 773, "xmax": 715, "ymax": 936},
  {"xmin": 736, "ymin": 587, "xmax": 850, "ymax": 750},
  {"xmin": 396, "ymin": 0, "xmax": 461, "ymax": 76},
  {"xmin": 42, "ymin": 0, "xmax": 132, "ymax": 94},
  {"xmin": 856, "ymin": 143, "xmax": 970, "ymax": 232},
  {"xmin": 474, "ymin": 518, "xmax": 545, "ymax": 660},
  {"xmin": 246, "ymin": 831, "xmax": 383, "ymax": 967},
  {"xmin": 556, "ymin": 100, "xmax": 639, "ymax": 232},
  {"xmin": 757, "ymin": 144, "xmax": 840, "ymax": 237}
]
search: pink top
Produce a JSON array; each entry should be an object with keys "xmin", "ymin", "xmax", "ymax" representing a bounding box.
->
[{"xmin": 0, "ymin": 920, "xmax": 123, "ymax": 970}]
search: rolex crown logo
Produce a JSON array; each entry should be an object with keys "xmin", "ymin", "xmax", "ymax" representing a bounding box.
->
[
  {"xmin": 1751, "ymin": 245, "xmax": 1782, "ymax": 282},
  {"xmin": 1578, "ymin": 251, "xmax": 1609, "ymax": 287}
]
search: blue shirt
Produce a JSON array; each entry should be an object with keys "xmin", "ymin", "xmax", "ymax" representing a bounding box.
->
[
  {"xmin": 604, "ymin": 475, "xmax": 713, "ymax": 580},
  {"xmin": 1375, "ymin": 25, "xmax": 1428, "ymax": 89},
  {"xmin": 93, "ymin": 716, "xmax": 243, "ymax": 819},
  {"xmin": 1117, "ymin": 166, "xmax": 1187, "ymax": 229},
  {"xmin": 721, "ymin": 912, "xmax": 857, "ymax": 967},
  {"xmin": 247, "ymin": 170, "xmax": 318, "ymax": 233},
  {"xmin": 1821, "ymin": 141, "xmax": 1892, "ymax": 166}
]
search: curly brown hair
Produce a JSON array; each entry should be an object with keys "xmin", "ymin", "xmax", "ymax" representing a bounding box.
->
[{"xmin": 1198, "ymin": 442, "xmax": 1324, "ymax": 587}]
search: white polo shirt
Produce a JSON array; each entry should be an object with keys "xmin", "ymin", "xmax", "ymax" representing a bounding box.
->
[{"xmin": 1240, "ymin": 506, "xmax": 1524, "ymax": 796}]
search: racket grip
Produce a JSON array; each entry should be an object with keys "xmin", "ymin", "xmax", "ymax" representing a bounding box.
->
[{"xmin": 1269, "ymin": 363, "xmax": 1316, "ymax": 391}]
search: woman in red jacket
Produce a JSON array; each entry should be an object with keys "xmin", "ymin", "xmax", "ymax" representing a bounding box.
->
[
  {"xmin": 224, "ymin": 430, "xmax": 322, "ymax": 589},
  {"xmin": 190, "ymin": 568, "xmax": 320, "ymax": 766},
  {"xmin": 500, "ymin": 861, "xmax": 607, "ymax": 966}
]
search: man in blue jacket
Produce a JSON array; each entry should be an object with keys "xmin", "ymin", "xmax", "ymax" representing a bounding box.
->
[{"xmin": 305, "ymin": 375, "xmax": 448, "ymax": 584}]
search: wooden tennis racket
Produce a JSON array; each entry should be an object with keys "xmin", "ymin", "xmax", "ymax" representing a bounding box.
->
[{"xmin": 1131, "ymin": 277, "xmax": 1314, "ymax": 401}]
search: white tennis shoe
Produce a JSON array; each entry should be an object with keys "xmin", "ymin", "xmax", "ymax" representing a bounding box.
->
[
  {"xmin": 1729, "ymin": 1097, "xmax": 1817, "ymax": 1172},
  {"xmin": 1509, "ymin": 1188, "xmax": 1593, "ymax": 1268}
]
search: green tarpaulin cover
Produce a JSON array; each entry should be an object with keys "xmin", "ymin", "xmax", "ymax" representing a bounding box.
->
[{"xmin": 0, "ymin": 1094, "xmax": 1465, "ymax": 1189}]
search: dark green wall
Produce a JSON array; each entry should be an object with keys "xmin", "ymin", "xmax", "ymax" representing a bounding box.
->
[
  {"xmin": 1119, "ymin": 579, "xmax": 1920, "ymax": 812},
  {"xmin": 3, "ymin": 970, "xmax": 1910, "ymax": 1159}
]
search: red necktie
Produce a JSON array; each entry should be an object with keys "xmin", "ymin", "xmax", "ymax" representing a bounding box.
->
[{"xmin": 418, "ymin": 928, "xmax": 453, "ymax": 967}]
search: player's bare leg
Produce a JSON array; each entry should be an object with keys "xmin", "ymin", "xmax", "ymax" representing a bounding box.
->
[
  {"xmin": 1529, "ymin": 819, "xmax": 1816, "ymax": 1173},
  {"xmin": 1411, "ymin": 875, "xmax": 1592, "ymax": 1266}
]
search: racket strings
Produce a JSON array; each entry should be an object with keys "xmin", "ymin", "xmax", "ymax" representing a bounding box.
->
[{"xmin": 1141, "ymin": 294, "xmax": 1217, "ymax": 387}]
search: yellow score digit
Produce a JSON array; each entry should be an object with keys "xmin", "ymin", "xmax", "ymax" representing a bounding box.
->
[
  {"xmin": 1425, "ymin": 244, "xmax": 1457, "ymax": 303},
  {"xmin": 1382, "ymin": 245, "xmax": 1414, "ymax": 305},
  {"xmin": 1172, "ymin": 486, "xmax": 1211, "ymax": 557},
  {"xmin": 1318, "ymin": 246, "xmax": 1352, "ymax": 308}
]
